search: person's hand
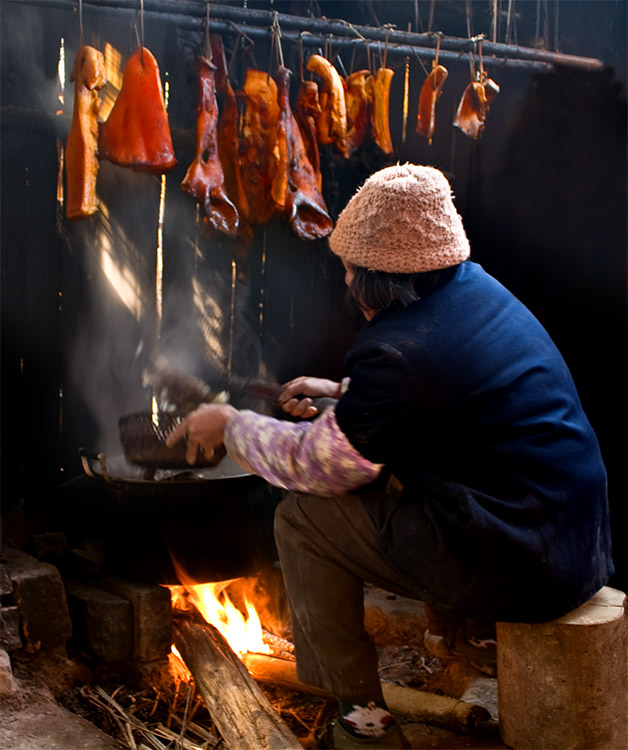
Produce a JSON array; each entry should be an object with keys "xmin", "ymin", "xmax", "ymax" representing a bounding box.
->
[
  {"xmin": 166, "ymin": 403, "xmax": 237, "ymax": 465},
  {"xmin": 277, "ymin": 376, "xmax": 341, "ymax": 419}
]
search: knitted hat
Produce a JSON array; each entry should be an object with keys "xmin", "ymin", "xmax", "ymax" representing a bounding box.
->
[{"xmin": 328, "ymin": 164, "xmax": 470, "ymax": 273}]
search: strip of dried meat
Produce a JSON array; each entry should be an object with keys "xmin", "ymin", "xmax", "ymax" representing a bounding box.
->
[
  {"xmin": 65, "ymin": 46, "xmax": 106, "ymax": 220},
  {"xmin": 98, "ymin": 46, "xmax": 176, "ymax": 174},
  {"xmin": 271, "ymin": 66, "xmax": 332, "ymax": 241},
  {"xmin": 181, "ymin": 56, "xmax": 238, "ymax": 236}
]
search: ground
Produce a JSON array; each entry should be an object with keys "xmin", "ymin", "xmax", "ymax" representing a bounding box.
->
[{"xmin": 1, "ymin": 587, "xmax": 510, "ymax": 749}]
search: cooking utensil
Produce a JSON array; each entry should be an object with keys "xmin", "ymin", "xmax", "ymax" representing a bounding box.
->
[
  {"xmin": 70, "ymin": 449, "xmax": 280, "ymax": 584},
  {"xmin": 118, "ymin": 411, "xmax": 226, "ymax": 470}
]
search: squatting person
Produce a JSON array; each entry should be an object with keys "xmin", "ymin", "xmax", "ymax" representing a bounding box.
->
[{"xmin": 167, "ymin": 164, "xmax": 614, "ymax": 749}]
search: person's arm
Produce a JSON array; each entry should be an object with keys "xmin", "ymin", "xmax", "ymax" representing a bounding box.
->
[
  {"xmin": 166, "ymin": 401, "xmax": 381, "ymax": 496},
  {"xmin": 278, "ymin": 375, "xmax": 350, "ymax": 418}
]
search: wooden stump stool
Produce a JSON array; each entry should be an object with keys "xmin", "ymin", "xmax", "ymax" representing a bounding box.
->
[{"xmin": 497, "ymin": 586, "xmax": 628, "ymax": 749}]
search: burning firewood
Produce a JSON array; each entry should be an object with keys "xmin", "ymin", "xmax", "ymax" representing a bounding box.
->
[
  {"xmin": 241, "ymin": 652, "xmax": 492, "ymax": 735},
  {"xmin": 172, "ymin": 614, "xmax": 302, "ymax": 750}
]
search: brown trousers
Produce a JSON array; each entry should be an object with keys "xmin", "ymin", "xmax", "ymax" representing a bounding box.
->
[{"xmin": 273, "ymin": 490, "xmax": 425, "ymax": 704}]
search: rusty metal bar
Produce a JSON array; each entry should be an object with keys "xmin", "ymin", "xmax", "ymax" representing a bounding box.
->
[{"xmin": 10, "ymin": 0, "xmax": 605, "ymax": 72}]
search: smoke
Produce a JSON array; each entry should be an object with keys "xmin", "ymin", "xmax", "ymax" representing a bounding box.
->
[{"xmin": 67, "ymin": 160, "xmax": 263, "ymax": 456}]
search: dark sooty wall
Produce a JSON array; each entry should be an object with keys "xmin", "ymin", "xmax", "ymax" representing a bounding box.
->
[{"xmin": 1, "ymin": 1, "xmax": 626, "ymax": 589}]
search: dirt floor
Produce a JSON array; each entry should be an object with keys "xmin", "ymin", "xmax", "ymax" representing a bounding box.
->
[
  {"xmin": 1, "ymin": 678, "xmax": 508, "ymax": 750},
  {"xmin": 0, "ymin": 586, "xmax": 510, "ymax": 749}
]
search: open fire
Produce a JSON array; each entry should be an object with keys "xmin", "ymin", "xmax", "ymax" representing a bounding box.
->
[{"xmin": 169, "ymin": 579, "xmax": 272, "ymax": 658}]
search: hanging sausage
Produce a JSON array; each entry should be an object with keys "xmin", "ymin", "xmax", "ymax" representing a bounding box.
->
[
  {"xmin": 416, "ymin": 64, "xmax": 448, "ymax": 143},
  {"xmin": 305, "ymin": 53, "xmax": 349, "ymax": 159}
]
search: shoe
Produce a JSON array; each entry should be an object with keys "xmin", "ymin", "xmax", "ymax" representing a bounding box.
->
[
  {"xmin": 424, "ymin": 630, "xmax": 497, "ymax": 677},
  {"xmin": 317, "ymin": 718, "xmax": 411, "ymax": 749}
]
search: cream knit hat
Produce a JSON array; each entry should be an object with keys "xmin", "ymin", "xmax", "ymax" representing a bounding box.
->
[{"xmin": 328, "ymin": 164, "xmax": 470, "ymax": 273}]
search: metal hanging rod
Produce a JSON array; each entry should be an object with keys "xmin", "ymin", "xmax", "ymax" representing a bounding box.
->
[{"xmin": 11, "ymin": 0, "xmax": 604, "ymax": 72}]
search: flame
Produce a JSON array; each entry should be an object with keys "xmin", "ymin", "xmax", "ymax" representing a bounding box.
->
[{"xmin": 169, "ymin": 579, "xmax": 271, "ymax": 658}]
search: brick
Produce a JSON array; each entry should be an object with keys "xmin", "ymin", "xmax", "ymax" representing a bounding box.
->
[
  {"xmin": 0, "ymin": 648, "xmax": 18, "ymax": 698},
  {"xmin": 0, "ymin": 606, "xmax": 22, "ymax": 651},
  {"xmin": 101, "ymin": 577, "xmax": 172, "ymax": 662},
  {"xmin": 29, "ymin": 531, "xmax": 68, "ymax": 561},
  {"xmin": 0, "ymin": 565, "xmax": 12, "ymax": 597},
  {"xmin": 65, "ymin": 582, "xmax": 133, "ymax": 662},
  {"xmin": 2, "ymin": 548, "xmax": 72, "ymax": 652}
]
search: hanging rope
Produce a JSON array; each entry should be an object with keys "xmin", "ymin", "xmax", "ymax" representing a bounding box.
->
[
  {"xmin": 204, "ymin": 2, "xmax": 211, "ymax": 59},
  {"xmin": 78, "ymin": 0, "xmax": 84, "ymax": 46}
]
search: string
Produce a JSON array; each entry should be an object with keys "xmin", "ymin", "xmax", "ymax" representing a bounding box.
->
[
  {"xmin": 78, "ymin": 0, "xmax": 84, "ymax": 47},
  {"xmin": 205, "ymin": 2, "xmax": 212, "ymax": 60},
  {"xmin": 382, "ymin": 25, "xmax": 390, "ymax": 69},
  {"xmin": 139, "ymin": 0, "xmax": 144, "ymax": 63}
]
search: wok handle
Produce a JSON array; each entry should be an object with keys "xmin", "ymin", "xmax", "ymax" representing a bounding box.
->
[
  {"xmin": 78, "ymin": 448, "xmax": 112, "ymax": 483},
  {"xmin": 226, "ymin": 376, "xmax": 283, "ymax": 402}
]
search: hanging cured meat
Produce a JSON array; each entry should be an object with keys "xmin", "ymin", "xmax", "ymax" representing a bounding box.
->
[
  {"xmin": 345, "ymin": 69, "xmax": 372, "ymax": 156},
  {"xmin": 210, "ymin": 34, "xmax": 249, "ymax": 228},
  {"xmin": 305, "ymin": 54, "xmax": 349, "ymax": 159},
  {"xmin": 416, "ymin": 64, "xmax": 448, "ymax": 143},
  {"xmin": 238, "ymin": 69, "xmax": 280, "ymax": 226},
  {"xmin": 65, "ymin": 45, "xmax": 106, "ymax": 220},
  {"xmin": 271, "ymin": 66, "xmax": 333, "ymax": 241},
  {"xmin": 453, "ymin": 75, "xmax": 500, "ymax": 139},
  {"xmin": 370, "ymin": 66, "xmax": 395, "ymax": 155},
  {"xmin": 181, "ymin": 56, "xmax": 238, "ymax": 236},
  {"xmin": 98, "ymin": 46, "xmax": 177, "ymax": 174},
  {"xmin": 295, "ymin": 80, "xmax": 323, "ymax": 190}
]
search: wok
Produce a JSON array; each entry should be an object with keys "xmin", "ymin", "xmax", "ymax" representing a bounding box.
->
[{"xmin": 55, "ymin": 450, "xmax": 282, "ymax": 585}]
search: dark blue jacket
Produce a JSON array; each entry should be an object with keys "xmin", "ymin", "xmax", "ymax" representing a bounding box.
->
[{"xmin": 335, "ymin": 261, "xmax": 613, "ymax": 622}]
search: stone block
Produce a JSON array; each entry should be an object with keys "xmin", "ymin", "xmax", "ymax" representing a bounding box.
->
[
  {"xmin": 66, "ymin": 582, "xmax": 133, "ymax": 662},
  {"xmin": 100, "ymin": 577, "xmax": 172, "ymax": 662},
  {"xmin": 0, "ymin": 648, "xmax": 18, "ymax": 699},
  {"xmin": 2, "ymin": 548, "xmax": 72, "ymax": 652},
  {"xmin": 0, "ymin": 605, "xmax": 22, "ymax": 651},
  {"xmin": 497, "ymin": 586, "xmax": 628, "ymax": 750}
]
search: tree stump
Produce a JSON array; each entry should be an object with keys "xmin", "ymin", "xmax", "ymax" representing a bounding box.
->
[{"xmin": 497, "ymin": 586, "xmax": 628, "ymax": 749}]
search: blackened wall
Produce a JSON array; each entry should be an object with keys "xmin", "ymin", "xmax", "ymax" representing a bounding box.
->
[{"xmin": 1, "ymin": 0, "xmax": 626, "ymax": 589}]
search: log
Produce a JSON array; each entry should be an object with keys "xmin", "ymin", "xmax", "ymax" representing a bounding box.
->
[
  {"xmin": 497, "ymin": 586, "xmax": 628, "ymax": 750},
  {"xmin": 172, "ymin": 616, "xmax": 302, "ymax": 750},
  {"xmin": 242, "ymin": 652, "xmax": 493, "ymax": 735}
]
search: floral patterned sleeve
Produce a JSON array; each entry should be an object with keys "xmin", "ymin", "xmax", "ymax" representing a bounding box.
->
[{"xmin": 223, "ymin": 406, "xmax": 382, "ymax": 496}]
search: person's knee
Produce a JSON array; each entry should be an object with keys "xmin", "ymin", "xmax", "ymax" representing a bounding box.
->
[{"xmin": 273, "ymin": 491, "xmax": 304, "ymax": 543}]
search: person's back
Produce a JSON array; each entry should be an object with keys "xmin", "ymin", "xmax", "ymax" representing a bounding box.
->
[{"xmin": 335, "ymin": 253, "xmax": 613, "ymax": 623}]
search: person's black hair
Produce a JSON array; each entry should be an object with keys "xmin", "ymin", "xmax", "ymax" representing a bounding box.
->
[{"xmin": 346, "ymin": 264, "xmax": 445, "ymax": 313}]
